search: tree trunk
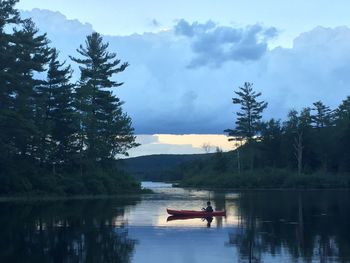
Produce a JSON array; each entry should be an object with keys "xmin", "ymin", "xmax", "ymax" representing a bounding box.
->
[
  {"xmin": 294, "ymin": 131, "xmax": 303, "ymax": 176},
  {"xmin": 237, "ymin": 148, "xmax": 241, "ymax": 174},
  {"xmin": 235, "ymin": 137, "xmax": 243, "ymax": 174}
]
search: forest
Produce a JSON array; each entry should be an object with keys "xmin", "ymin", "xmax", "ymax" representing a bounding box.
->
[
  {"xmin": 0, "ymin": 0, "xmax": 141, "ymax": 195},
  {"xmin": 2, "ymin": 0, "xmax": 350, "ymax": 195},
  {"xmin": 170, "ymin": 82, "xmax": 350, "ymax": 188}
]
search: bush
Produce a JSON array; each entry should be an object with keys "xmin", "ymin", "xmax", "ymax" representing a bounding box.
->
[
  {"xmin": 0, "ymin": 160, "xmax": 142, "ymax": 197},
  {"xmin": 180, "ymin": 168, "xmax": 350, "ymax": 189}
]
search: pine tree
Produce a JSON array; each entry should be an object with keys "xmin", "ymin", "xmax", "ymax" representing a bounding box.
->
[
  {"xmin": 0, "ymin": 0, "xmax": 19, "ymax": 28},
  {"xmin": 260, "ymin": 119, "xmax": 283, "ymax": 168},
  {"xmin": 311, "ymin": 101, "xmax": 333, "ymax": 171},
  {"xmin": 226, "ymin": 82, "xmax": 268, "ymax": 140},
  {"xmin": 311, "ymin": 101, "xmax": 333, "ymax": 129},
  {"xmin": 333, "ymin": 96, "xmax": 350, "ymax": 172},
  {"xmin": 71, "ymin": 32, "xmax": 138, "ymax": 171},
  {"xmin": 0, "ymin": 3, "xmax": 141, "ymax": 194},
  {"xmin": 225, "ymin": 82, "xmax": 268, "ymax": 171},
  {"xmin": 35, "ymin": 48, "xmax": 76, "ymax": 170},
  {"xmin": 0, "ymin": 0, "xmax": 21, "ymax": 165},
  {"xmin": 10, "ymin": 19, "xmax": 50, "ymax": 159},
  {"xmin": 0, "ymin": 2, "xmax": 50, "ymax": 165},
  {"xmin": 48, "ymin": 49, "xmax": 77, "ymax": 167}
]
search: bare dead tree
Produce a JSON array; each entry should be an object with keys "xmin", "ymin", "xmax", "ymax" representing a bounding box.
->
[
  {"xmin": 294, "ymin": 131, "xmax": 303, "ymax": 176},
  {"xmin": 202, "ymin": 142, "xmax": 212, "ymax": 154}
]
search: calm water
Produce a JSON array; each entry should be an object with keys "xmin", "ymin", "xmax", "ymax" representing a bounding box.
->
[{"xmin": 1, "ymin": 182, "xmax": 350, "ymax": 263}]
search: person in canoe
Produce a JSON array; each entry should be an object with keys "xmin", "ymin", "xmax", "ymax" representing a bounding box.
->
[{"xmin": 203, "ymin": 201, "xmax": 213, "ymax": 212}]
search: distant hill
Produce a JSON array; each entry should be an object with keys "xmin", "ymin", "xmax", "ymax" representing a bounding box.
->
[{"xmin": 118, "ymin": 154, "xmax": 211, "ymax": 181}]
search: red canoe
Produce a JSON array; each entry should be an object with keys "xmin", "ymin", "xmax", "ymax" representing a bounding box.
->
[
  {"xmin": 167, "ymin": 208, "xmax": 226, "ymax": 217},
  {"xmin": 167, "ymin": 215, "xmax": 214, "ymax": 222}
]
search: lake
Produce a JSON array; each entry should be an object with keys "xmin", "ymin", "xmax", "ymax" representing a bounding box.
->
[{"xmin": 1, "ymin": 182, "xmax": 350, "ymax": 262}]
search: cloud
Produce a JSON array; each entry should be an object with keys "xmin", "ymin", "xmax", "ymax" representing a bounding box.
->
[
  {"xmin": 174, "ymin": 19, "xmax": 278, "ymax": 68},
  {"xmin": 258, "ymin": 26, "xmax": 350, "ymax": 117},
  {"xmin": 174, "ymin": 19, "xmax": 215, "ymax": 37},
  {"xmin": 20, "ymin": 9, "xmax": 93, "ymax": 62},
  {"xmin": 125, "ymin": 134, "xmax": 235, "ymax": 157},
  {"xmin": 135, "ymin": 134, "xmax": 160, "ymax": 144},
  {"xmin": 21, "ymin": 8, "xmax": 93, "ymax": 35},
  {"xmin": 20, "ymin": 9, "xmax": 350, "ymax": 134},
  {"xmin": 150, "ymin": 19, "xmax": 160, "ymax": 27},
  {"xmin": 126, "ymin": 135, "xmax": 204, "ymax": 157}
]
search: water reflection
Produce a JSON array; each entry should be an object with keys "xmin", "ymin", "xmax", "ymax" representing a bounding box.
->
[
  {"xmin": 229, "ymin": 191, "xmax": 350, "ymax": 263},
  {"xmin": 166, "ymin": 216, "xmax": 214, "ymax": 227},
  {"xmin": 0, "ymin": 198, "xmax": 140, "ymax": 263},
  {"xmin": 1, "ymin": 184, "xmax": 350, "ymax": 263}
]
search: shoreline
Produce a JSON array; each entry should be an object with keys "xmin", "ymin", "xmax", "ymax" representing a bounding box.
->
[{"xmin": 0, "ymin": 189, "xmax": 153, "ymax": 203}]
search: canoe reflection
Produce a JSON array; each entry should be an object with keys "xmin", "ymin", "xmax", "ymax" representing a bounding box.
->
[{"xmin": 167, "ymin": 216, "xmax": 214, "ymax": 227}]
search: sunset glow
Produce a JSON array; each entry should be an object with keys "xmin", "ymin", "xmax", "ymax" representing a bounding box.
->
[{"xmin": 125, "ymin": 134, "xmax": 237, "ymax": 157}]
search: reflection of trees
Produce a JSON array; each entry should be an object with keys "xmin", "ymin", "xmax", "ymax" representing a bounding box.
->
[
  {"xmin": 212, "ymin": 191, "xmax": 227, "ymax": 228},
  {"xmin": 230, "ymin": 217, "xmax": 263, "ymax": 263},
  {"xmin": 0, "ymin": 198, "xmax": 140, "ymax": 262},
  {"xmin": 229, "ymin": 192, "xmax": 263, "ymax": 263},
  {"xmin": 229, "ymin": 191, "xmax": 350, "ymax": 262}
]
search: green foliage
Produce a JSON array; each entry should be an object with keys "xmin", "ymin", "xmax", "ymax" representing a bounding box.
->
[
  {"xmin": 120, "ymin": 154, "xmax": 209, "ymax": 181},
  {"xmin": 0, "ymin": 163, "xmax": 141, "ymax": 196},
  {"xmin": 34, "ymin": 48, "xmax": 77, "ymax": 166},
  {"xmin": 213, "ymin": 147, "xmax": 228, "ymax": 172},
  {"xmin": 180, "ymin": 168, "xmax": 350, "ymax": 189},
  {"xmin": 0, "ymin": 2, "xmax": 140, "ymax": 196},
  {"xmin": 224, "ymin": 82, "xmax": 268, "ymax": 172},
  {"xmin": 332, "ymin": 96, "xmax": 350, "ymax": 172},
  {"xmin": 71, "ymin": 32, "xmax": 138, "ymax": 164},
  {"xmin": 175, "ymin": 83, "xmax": 350, "ymax": 189},
  {"xmin": 225, "ymin": 82, "xmax": 268, "ymax": 140}
]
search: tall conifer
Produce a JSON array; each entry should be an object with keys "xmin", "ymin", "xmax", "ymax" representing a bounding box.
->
[
  {"xmin": 225, "ymin": 82, "xmax": 268, "ymax": 141},
  {"xmin": 11, "ymin": 19, "xmax": 50, "ymax": 158},
  {"xmin": 0, "ymin": 0, "xmax": 21, "ymax": 164},
  {"xmin": 71, "ymin": 32, "xmax": 137, "ymax": 169},
  {"xmin": 36, "ymin": 48, "xmax": 76, "ymax": 169}
]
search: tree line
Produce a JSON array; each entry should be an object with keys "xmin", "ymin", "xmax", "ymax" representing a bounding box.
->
[
  {"xmin": 178, "ymin": 82, "xmax": 350, "ymax": 188},
  {"xmin": 227, "ymin": 81, "xmax": 350, "ymax": 175},
  {"xmin": 0, "ymin": 0, "xmax": 140, "ymax": 195}
]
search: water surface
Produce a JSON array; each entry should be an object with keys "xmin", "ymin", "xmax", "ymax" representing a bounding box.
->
[{"xmin": 1, "ymin": 182, "xmax": 350, "ymax": 262}]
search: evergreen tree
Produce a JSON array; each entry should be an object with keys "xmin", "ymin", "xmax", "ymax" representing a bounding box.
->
[
  {"xmin": 0, "ymin": 3, "xmax": 141, "ymax": 195},
  {"xmin": 226, "ymin": 82, "xmax": 268, "ymax": 140},
  {"xmin": 311, "ymin": 101, "xmax": 333, "ymax": 129},
  {"xmin": 0, "ymin": 3, "xmax": 50, "ymax": 164},
  {"xmin": 0, "ymin": 0, "xmax": 21, "ymax": 165},
  {"xmin": 0, "ymin": 0, "xmax": 19, "ymax": 29},
  {"xmin": 333, "ymin": 96, "xmax": 350, "ymax": 172},
  {"xmin": 35, "ymin": 48, "xmax": 76, "ymax": 170},
  {"xmin": 71, "ymin": 32, "xmax": 138, "ymax": 170},
  {"xmin": 48, "ymin": 50, "xmax": 77, "ymax": 167},
  {"xmin": 10, "ymin": 19, "xmax": 50, "ymax": 159},
  {"xmin": 260, "ymin": 119, "xmax": 283, "ymax": 168},
  {"xmin": 298, "ymin": 107, "xmax": 318, "ymax": 171},
  {"xmin": 213, "ymin": 147, "xmax": 227, "ymax": 172},
  {"xmin": 311, "ymin": 101, "xmax": 333, "ymax": 171},
  {"xmin": 225, "ymin": 82, "xmax": 268, "ymax": 170}
]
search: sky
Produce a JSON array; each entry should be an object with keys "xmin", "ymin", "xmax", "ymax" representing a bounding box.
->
[
  {"xmin": 16, "ymin": 0, "xmax": 350, "ymax": 47},
  {"xmin": 15, "ymin": 1, "xmax": 350, "ymax": 157}
]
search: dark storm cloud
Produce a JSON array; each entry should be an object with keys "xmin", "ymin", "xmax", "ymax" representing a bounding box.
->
[{"xmin": 174, "ymin": 20, "xmax": 278, "ymax": 67}]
